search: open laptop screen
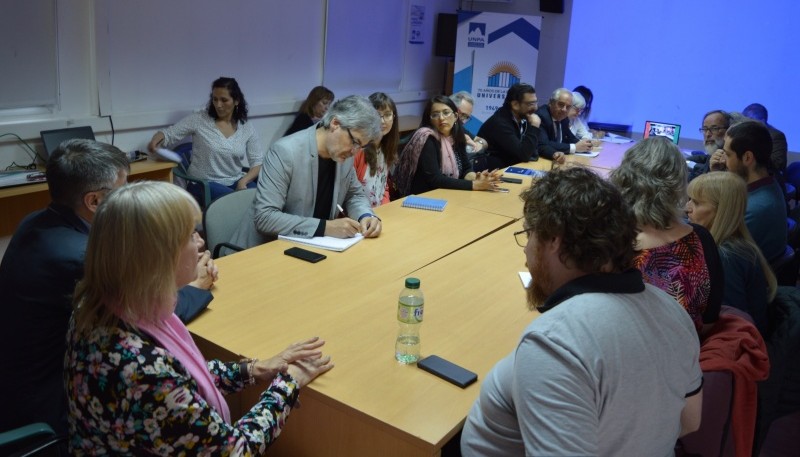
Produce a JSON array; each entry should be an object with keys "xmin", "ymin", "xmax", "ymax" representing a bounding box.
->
[
  {"xmin": 643, "ymin": 121, "xmax": 681, "ymax": 145},
  {"xmin": 40, "ymin": 126, "xmax": 95, "ymax": 160}
]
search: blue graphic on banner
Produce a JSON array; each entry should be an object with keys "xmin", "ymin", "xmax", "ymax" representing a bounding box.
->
[
  {"xmin": 488, "ymin": 18, "xmax": 540, "ymax": 50},
  {"xmin": 454, "ymin": 12, "xmax": 541, "ymax": 131},
  {"xmin": 467, "ymin": 23, "xmax": 486, "ymax": 48}
]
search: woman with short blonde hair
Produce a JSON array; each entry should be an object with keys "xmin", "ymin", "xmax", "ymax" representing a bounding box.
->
[
  {"xmin": 687, "ymin": 172, "xmax": 777, "ymax": 333},
  {"xmin": 67, "ymin": 181, "xmax": 333, "ymax": 455}
]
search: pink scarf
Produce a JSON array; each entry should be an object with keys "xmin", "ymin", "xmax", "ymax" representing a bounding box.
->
[
  {"xmin": 394, "ymin": 127, "xmax": 459, "ymax": 196},
  {"xmin": 137, "ymin": 313, "xmax": 232, "ymax": 423}
]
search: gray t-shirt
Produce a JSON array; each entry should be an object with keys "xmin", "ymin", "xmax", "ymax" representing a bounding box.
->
[{"xmin": 461, "ymin": 272, "xmax": 702, "ymax": 456}]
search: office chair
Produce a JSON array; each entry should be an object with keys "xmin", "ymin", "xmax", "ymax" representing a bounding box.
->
[
  {"xmin": 203, "ymin": 188, "xmax": 256, "ymax": 258},
  {"xmin": 171, "ymin": 143, "xmax": 213, "ymax": 210},
  {"xmin": 0, "ymin": 422, "xmax": 66, "ymax": 456}
]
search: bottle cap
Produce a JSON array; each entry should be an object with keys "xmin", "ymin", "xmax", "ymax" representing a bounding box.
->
[{"xmin": 405, "ymin": 277, "xmax": 420, "ymax": 289}]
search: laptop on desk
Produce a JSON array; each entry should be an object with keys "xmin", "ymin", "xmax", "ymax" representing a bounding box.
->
[
  {"xmin": 643, "ymin": 120, "xmax": 681, "ymax": 145},
  {"xmin": 39, "ymin": 126, "xmax": 95, "ymax": 161}
]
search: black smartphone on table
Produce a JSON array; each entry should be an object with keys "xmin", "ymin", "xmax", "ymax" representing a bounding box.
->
[
  {"xmin": 417, "ymin": 355, "xmax": 478, "ymax": 388},
  {"xmin": 284, "ymin": 247, "xmax": 326, "ymax": 263}
]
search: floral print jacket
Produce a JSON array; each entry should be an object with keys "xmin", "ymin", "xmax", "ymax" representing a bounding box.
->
[{"xmin": 64, "ymin": 318, "xmax": 299, "ymax": 456}]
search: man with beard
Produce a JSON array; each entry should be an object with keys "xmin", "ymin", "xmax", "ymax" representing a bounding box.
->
[
  {"xmin": 476, "ymin": 83, "xmax": 552, "ymax": 170},
  {"xmin": 722, "ymin": 121, "xmax": 787, "ymax": 263},
  {"xmin": 699, "ymin": 109, "xmax": 732, "ymax": 173},
  {"xmin": 536, "ymin": 88, "xmax": 593, "ymax": 159},
  {"xmin": 461, "ymin": 167, "xmax": 702, "ymax": 456}
]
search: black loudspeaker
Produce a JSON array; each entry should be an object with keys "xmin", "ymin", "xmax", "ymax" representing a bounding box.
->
[
  {"xmin": 540, "ymin": 0, "xmax": 564, "ymax": 14},
  {"xmin": 435, "ymin": 13, "xmax": 457, "ymax": 58}
]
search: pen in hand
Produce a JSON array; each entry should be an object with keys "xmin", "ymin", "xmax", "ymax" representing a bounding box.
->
[{"xmin": 336, "ymin": 204, "xmax": 346, "ymax": 218}]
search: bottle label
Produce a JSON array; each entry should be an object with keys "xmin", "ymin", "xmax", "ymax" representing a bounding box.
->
[{"xmin": 397, "ymin": 302, "xmax": 423, "ymax": 323}]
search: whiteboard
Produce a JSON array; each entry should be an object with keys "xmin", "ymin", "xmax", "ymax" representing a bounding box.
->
[
  {"xmin": 323, "ymin": 0, "xmax": 406, "ymax": 95},
  {"xmin": 97, "ymin": 0, "xmax": 325, "ymax": 115}
]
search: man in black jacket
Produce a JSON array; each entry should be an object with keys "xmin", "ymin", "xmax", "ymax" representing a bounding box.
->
[
  {"xmin": 0, "ymin": 139, "xmax": 215, "ymax": 435},
  {"xmin": 477, "ymin": 83, "xmax": 548, "ymax": 170}
]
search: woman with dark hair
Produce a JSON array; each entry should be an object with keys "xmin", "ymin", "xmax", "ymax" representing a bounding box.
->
[
  {"xmin": 148, "ymin": 77, "xmax": 262, "ymax": 201},
  {"xmin": 284, "ymin": 86, "xmax": 335, "ymax": 136},
  {"xmin": 610, "ymin": 137, "xmax": 723, "ymax": 334},
  {"xmin": 572, "ymin": 85, "xmax": 593, "ymax": 121},
  {"xmin": 393, "ymin": 95, "xmax": 499, "ymax": 196},
  {"xmin": 353, "ymin": 92, "xmax": 399, "ymax": 207}
]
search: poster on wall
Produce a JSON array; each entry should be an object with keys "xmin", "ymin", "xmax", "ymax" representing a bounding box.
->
[{"xmin": 453, "ymin": 11, "xmax": 541, "ymax": 133}]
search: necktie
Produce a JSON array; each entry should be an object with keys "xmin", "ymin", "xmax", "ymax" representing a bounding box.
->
[{"xmin": 555, "ymin": 121, "xmax": 562, "ymax": 143}]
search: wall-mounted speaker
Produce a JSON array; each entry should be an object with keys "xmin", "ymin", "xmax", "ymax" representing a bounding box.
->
[
  {"xmin": 435, "ymin": 13, "xmax": 457, "ymax": 58},
  {"xmin": 540, "ymin": 0, "xmax": 564, "ymax": 14}
]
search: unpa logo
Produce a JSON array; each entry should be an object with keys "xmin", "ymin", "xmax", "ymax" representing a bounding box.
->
[
  {"xmin": 487, "ymin": 61, "xmax": 521, "ymax": 88},
  {"xmin": 467, "ymin": 22, "xmax": 486, "ymax": 48}
]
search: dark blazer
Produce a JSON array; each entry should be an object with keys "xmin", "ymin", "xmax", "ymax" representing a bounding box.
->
[
  {"xmin": 476, "ymin": 105, "xmax": 540, "ymax": 170},
  {"xmin": 536, "ymin": 105, "xmax": 580, "ymax": 159},
  {"xmin": 0, "ymin": 204, "xmax": 212, "ymax": 434}
]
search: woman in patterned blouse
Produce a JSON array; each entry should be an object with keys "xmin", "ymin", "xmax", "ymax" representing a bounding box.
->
[
  {"xmin": 65, "ymin": 181, "xmax": 333, "ymax": 455},
  {"xmin": 610, "ymin": 137, "xmax": 724, "ymax": 334}
]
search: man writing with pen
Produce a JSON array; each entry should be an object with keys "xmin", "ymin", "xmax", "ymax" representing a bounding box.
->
[{"xmin": 231, "ymin": 95, "xmax": 382, "ymax": 249}]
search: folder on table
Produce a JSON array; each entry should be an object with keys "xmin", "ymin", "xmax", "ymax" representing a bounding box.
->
[{"xmin": 402, "ymin": 196, "xmax": 447, "ymax": 212}]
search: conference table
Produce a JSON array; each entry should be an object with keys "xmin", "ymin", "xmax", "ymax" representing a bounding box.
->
[
  {"xmin": 0, "ymin": 159, "xmax": 175, "ymax": 237},
  {"xmin": 187, "ymin": 139, "xmax": 632, "ymax": 456}
]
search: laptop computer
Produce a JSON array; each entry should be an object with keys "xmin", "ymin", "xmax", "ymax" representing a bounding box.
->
[
  {"xmin": 643, "ymin": 121, "xmax": 681, "ymax": 145},
  {"xmin": 39, "ymin": 126, "xmax": 95, "ymax": 160}
]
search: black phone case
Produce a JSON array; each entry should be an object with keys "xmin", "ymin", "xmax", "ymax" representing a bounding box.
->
[
  {"xmin": 284, "ymin": 247, "xmax": 326, "ymax": 263},
  {"xmin": 500, "ymin": 176, "xmax": 523, "ymax": 184},
  {"xmin": 417, "ymin": 355, "xmax": 478, "ymax": 388}
]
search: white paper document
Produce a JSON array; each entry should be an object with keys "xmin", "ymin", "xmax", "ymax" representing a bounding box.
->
[
  {"xmin": 574, "ymin": 151, "xmax": 600, "ymax": 158},
  {"xmin": 518, "ymin": 271, "xmax": 532, "ymax": 288},
  {"xmin": 279, "ymin": 233, "xmax": 364, "ymax": 252}
]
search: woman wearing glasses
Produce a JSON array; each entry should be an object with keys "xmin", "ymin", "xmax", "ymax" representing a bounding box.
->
[
  {"xmin": 393, "ymin": 95, "xmax": 499, "ymax": 196},
  {"xmin": 353, "ymin": 92, "xmax": 399, "ymax": 207}
]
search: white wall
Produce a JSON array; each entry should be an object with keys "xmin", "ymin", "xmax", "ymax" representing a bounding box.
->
[
  {"xmin": 0, "ymin": 0, "xmax": 459, "ymax": 170},
  {"xmin": 565, "ymin": 0, "xmax": 798, "ymax": 151}
]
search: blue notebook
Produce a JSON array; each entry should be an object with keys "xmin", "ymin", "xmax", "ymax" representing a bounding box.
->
[
  {"xmin": 402, "ymin": 196, "xmax": 447, "ymax": 212},
  {"xmin": 505, "ymin": 167, "xmax": 546, "ymax": 178}
]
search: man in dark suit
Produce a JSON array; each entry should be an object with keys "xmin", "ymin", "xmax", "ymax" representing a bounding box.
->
[
  {"xmin": 0, "ymin": 139, "xmax": 215, "ymax": 435},
  {"xmin": 476, "ymin": 83, "xmax": 550, "ymax": 170},
  {"xmin": 536, "ymin": 88, "xmax": 593, "ymax": 160}
]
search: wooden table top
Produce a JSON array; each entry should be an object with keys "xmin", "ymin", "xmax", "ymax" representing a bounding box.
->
[{"xmin": 189, "ymin": 220, "xmax": 536, "ymax": 449}]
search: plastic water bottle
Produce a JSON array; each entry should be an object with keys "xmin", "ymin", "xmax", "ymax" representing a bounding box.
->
[{"xmin": 395, "ymin": 278, "xmax": 424, "ymax": 364}]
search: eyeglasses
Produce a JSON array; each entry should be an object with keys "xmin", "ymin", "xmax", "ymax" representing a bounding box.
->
[
  {"xmin": 513, "ymin": 228, "xmax": 533, "ymax": 247},
  {"xmin": 378, "ymin": 112, "xmax": 394, "ymax": 122},
  {"xmin": 346, "ymin": 128, "xmax": 364, "ymax": 152},
  {"xmin": 699, "ymin": 126, "xmax": 727, "ymax": 134},
  {"xmin": 458, "ymin": 113, "xmax": 471, "ymax": 123},
  {"xmin": 430, "ymin": 110, "xmax": 455, "ymax": 120}
]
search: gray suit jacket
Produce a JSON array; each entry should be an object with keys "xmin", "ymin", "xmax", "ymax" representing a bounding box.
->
[{"xmin": 230, "ymin": 125, "xmax": 373, "ymax": 249}]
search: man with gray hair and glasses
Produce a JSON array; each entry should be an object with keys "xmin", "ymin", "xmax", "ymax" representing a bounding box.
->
[
  {"xmin": 449, "ymin": 91, "xmax": 488, "ymax": 155},
  {"xmin": 0, "ymin": 139, "xmax": 216, "ymax": 435},
  {"xmin": 232, "ymin": 95, "xmax": 382, "ymax": 249}
]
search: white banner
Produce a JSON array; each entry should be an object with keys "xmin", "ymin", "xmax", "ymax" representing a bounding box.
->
[{"xmin": 453, "ymin": 11, "xmax": 542, "ymax": 133}]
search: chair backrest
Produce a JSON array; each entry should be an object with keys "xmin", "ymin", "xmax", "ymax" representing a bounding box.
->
[
  {"xmin": 203, "ymin": 188, "xmax": 256, "ymax": 258},
  {"xmin": 172, "ymin": 142, "xmax": 193, "ymax": 174}
]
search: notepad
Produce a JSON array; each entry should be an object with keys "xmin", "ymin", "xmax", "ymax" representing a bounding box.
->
[
  {"xmin": 402, "ymin": 196, "xmax": 447, "ymax": 212},
  {"xmin": 279, "ymin": 233, "xmax": 363, "ymax": 252}
]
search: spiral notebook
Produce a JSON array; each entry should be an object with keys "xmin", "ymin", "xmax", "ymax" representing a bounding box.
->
[{"xmin": 402, "ymin": 196, "xmax": 447, "ymax": 212}]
